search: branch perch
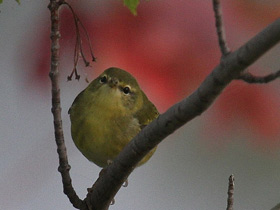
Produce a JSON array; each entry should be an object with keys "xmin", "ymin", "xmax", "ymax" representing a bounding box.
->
[{"xmin": 87, "ymin": 18, "xmax": 280, "ymax": 209}]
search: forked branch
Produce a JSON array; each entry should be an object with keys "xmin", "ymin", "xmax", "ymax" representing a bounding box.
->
[{"xmin": 212, "ymin": 0, "xmax": 280, "ymax": 84}]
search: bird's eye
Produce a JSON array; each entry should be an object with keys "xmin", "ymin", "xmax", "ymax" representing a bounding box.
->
[
  {"xmin": 99, "ymin": 75, "xmax": 107, "ymax": 84},
  {"xmin": 122, "ymin": 86, "xmax": 131, "ymax": 94}
]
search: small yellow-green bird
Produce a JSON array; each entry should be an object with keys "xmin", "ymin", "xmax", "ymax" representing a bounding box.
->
[{"xmin": 68, "ymin": 67, "xmax": 159, "ymax": 168}]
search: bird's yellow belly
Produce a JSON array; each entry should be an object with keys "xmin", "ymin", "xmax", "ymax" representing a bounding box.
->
[{"xmin": 71, "ymin": 113, "xmax": 140, "ymax": 167}]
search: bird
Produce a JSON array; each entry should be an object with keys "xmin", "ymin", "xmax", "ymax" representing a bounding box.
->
[{"xmin": 68, "ymin": 67, "xmax": 159, "ymax": 168}]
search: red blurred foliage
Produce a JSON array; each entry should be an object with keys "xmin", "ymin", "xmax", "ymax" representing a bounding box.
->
[
  {"xmin": 205, "ymin": 82, "xmax": 280, "ymax": 146},
  {"xmin": 29, "ymin": 1, "xmax": 280, "ymax": 143}
]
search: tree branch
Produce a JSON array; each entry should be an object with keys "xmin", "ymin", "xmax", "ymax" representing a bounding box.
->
[
  {"xmin": 212, "ymin": 0, "xmax": 231, "ymax": 56},
  {"xmin": 238, "ymin": 70, "xmax": 280, "ymax": 83},
  {"xmin": 48, "ymin": 0, "xmax": 87, "ymax": 209},
  {"xmin": 86, "ymin": 18, "xmax": 280, "ymax": 209},
  {"xmin": 212, "ymin": 0, "xmax": 280, "ymax": 84},
  {"xmin": 226, "ymin": 175, "xmax": 234, "ymax": 210}
]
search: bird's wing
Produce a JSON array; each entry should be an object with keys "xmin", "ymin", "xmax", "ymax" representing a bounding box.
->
[{"xmin": 134, "ymin": 91, "xmax": 159, "ymax": 129}]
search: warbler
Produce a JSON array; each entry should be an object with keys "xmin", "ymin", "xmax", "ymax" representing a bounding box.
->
[{"xmin": 68, "ymin": 67, "xmax": 159, "ymax": 168}]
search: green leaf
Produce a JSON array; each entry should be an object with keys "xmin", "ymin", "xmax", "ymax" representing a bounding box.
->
[
  {"xmin": 123, "ymin": 0, "xmax": 139, "ymax": 16},
  {"xmin": 0, "ymin": 0, "xmax": 3, "ymax": 4}
]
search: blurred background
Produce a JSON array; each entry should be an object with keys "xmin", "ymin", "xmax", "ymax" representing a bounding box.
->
[{"xmin": 1, "ymin": 0, "xmax": 280, "ymax": 209}]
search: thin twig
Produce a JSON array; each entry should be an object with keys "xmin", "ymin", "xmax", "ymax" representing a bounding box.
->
[
  {"xmin": 48, "ymin": 0, "xmax": 86, "ymax": 209},
  {"xmin": 78, "ymin": 17, "xmax": 96, "ymax": 62},
  {"xmin": 67, "ymin": 31, "xmax": 81, "ymax": 81},
  {"xmin": 226, "ymin": 175, "xmax": 234, "ymax": 210},
  {"xmin": 79, "ymin": 37, "xmax": 91, "ymax": 67},
  {"xmin": 63, "ymin": 2, "xmax": 96, "ymax": 80},
  {"xmin": 65, "ymin": 2, "xmax": 81, "ymax": 80},
  {"xmin": 238, "ymin": 70, "xmax": 280, "ymax": 84},
  {"xmin": 212, "ymin": 0, "xmax": 231, "ymax": 55}
]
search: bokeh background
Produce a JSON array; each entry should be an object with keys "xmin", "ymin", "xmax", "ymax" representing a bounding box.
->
[{"xmin": 1, "ymin": 1, "xmax": 280, "ymax": 209}]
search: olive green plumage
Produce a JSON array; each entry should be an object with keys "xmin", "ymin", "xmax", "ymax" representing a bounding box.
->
[{"xmin": 69, "ymin": 67, "xmax": 159, "ymax": 168}]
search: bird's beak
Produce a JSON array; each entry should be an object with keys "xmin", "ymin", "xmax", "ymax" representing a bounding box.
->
[{"xmin": 109, "ymin": 77, "xmax": 119, "ymax": 88}]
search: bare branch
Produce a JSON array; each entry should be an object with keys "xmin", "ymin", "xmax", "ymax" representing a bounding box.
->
[
  {"xmin": 77, "ymin": 16, "xmax": 96, "ymax": 62},
  {"xmin": 212, "ymin": 0, "xmax": 280, "ymax": 84},
  {"xmin": 63, "ymin": 1, "xmax": 96, "ymax": 81},
  {"xmin": 226, "ymin": 175, "xmax": 234, "ymax": 210},
  {"xmin": 238, "ymin": 70, "xmax": 280, "ymax": 84},
  {"xmin": 86, "ymin": 18, "xmax": 280, "ymax": 209},
  {"xmin": 48, "ymin": 0, "xmax": 87, "ymax": 209},
  {"xmin": 212, "ymin": 0, "xmax": 231, "ymax": 55}
]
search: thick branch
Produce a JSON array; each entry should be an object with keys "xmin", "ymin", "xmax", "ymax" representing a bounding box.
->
[
  {"xmin": 48, "ymin": 1, "xmax": 87, "ymax": 209},
  {"xmin": 87, "ymin": 18, "xmax": 280, "ymax": 209}
]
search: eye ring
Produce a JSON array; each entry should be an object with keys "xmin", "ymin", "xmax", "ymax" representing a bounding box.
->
[
  {"xmin": 99, "ymin": 75, "xmax": 107, "ymax": 84},
  {"xmin": 122, "ymin": 86, "xmax": 131, "ymax": 95}
]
